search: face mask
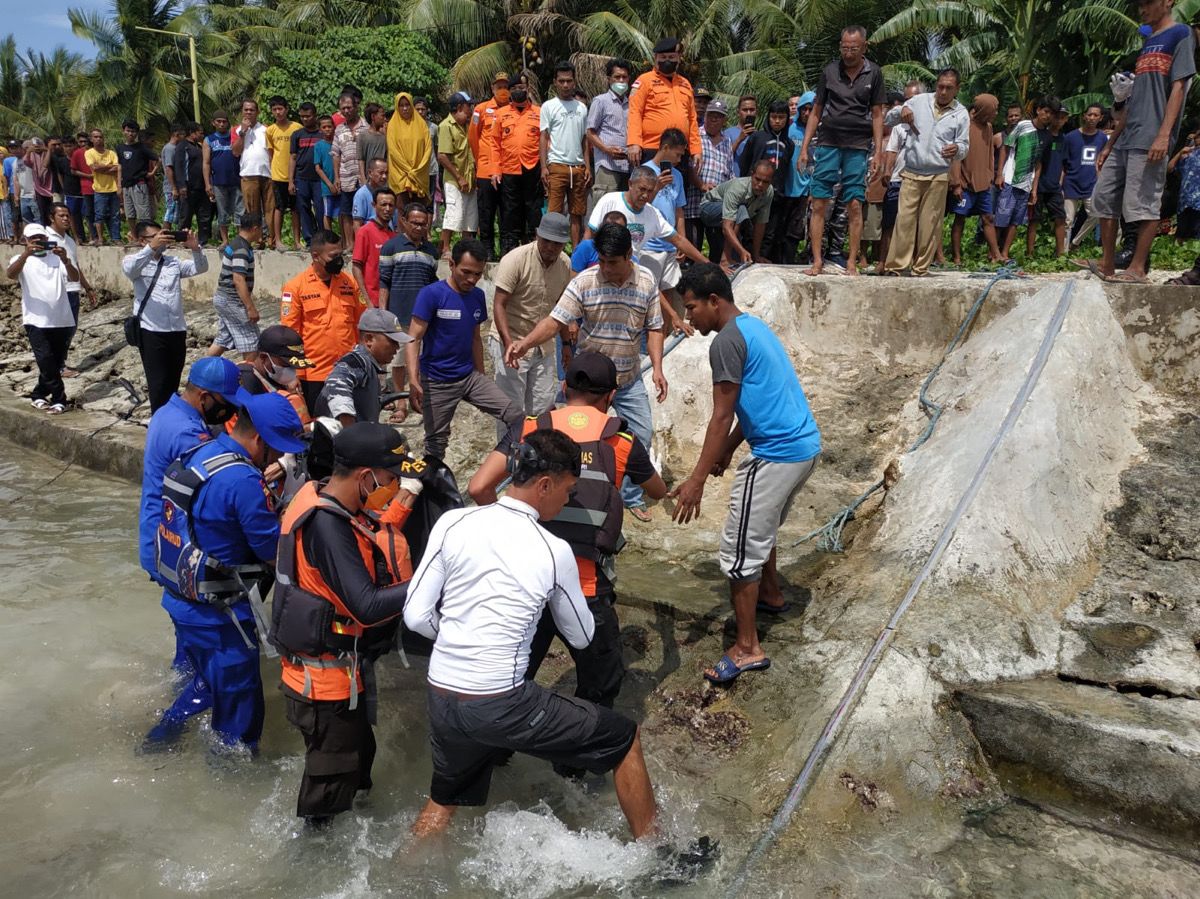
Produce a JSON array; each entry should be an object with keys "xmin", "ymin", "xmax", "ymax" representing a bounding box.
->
[
  {"xmin": 323, "ymin": 253, "xmax": 345, "ymax": 275},
  {"xmin": 511, "ymin": 90, "xmax": 528, "ymax": 105},
  {"xmin": 495, "ymin": 88, "xmax": 511, "ymax": 104},
  {"xmin": 266, "ymin": 359, "xmax": 297, "ymax": 386},
  {"xmin": 611, "ymin": 82, "xmax": 629, "ymax": 97},
  {"xmin": 363, "ymin": 471, "xmax": 399, "ymax": 511},
  {"xmin": 202, "ymin": 396, "xmax": 234, "ymax": 426},
  {"xmin": 658, "ymin": 60, "xmax": 678, "ymax": 75}
]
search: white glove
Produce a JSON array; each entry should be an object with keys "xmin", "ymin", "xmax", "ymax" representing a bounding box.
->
[
  {"xmin": 1110, "ymin": 72, "xmax": 1135, "ymax": 103},
  {"xmin": 399, "ymin": 477, "xmax": 424, "ymax": 496}
]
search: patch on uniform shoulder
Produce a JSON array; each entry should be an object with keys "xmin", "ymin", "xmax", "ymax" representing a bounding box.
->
[
  {"xmin": 567, "ymin": 411, "xmax": 590, "ymax": 430},
  {"xmin": 281, "ymin": 291, "xmax": 292, "ymax": 315}
]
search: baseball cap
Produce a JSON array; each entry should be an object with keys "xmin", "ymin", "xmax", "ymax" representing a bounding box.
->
[
  {"xmin": 493, "ymin": 70, "xmax": 510, "ymax": 84},
  {"xmin": 536, "ymin": 212, "xmax": 571, "ymax": 243},
  {"xmin": 333, "ymin": 422, "xmax": 419, "ymax": 473},
  {"xmin": 242, "ymin": 391, "xmax": 307, "ymax": 454},
  {"xmin": 653, "ymin": 37, "xmax": 681, "ymax": 54},
  {"xmin": 358, "ymin": 307, "xmax": 412, "ymax": 344},
  {"xmin": 565, "ymin": 351, "xmax": 618, "ymax": 394},
  {"xmin": 707, "ymin": 99, "xmax": 729, "ymax": 117},
  {"xmin": 257, "ymin": 324, "xmax": 313, "ymax": 368},
  {"xmin": 187, "ymin": 356, "xmax": 246, "ymax": 404},
  {"xmin": 450, "ymin": 90, "xmax": 472, "ymax": 106},
  {"xmin": 694, "ymin": 87, "xmax": 713, "ymax": 100}
]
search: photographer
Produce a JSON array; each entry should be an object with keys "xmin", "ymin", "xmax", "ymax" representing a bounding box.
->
[
  {"xmin": 122, "ymin": 221, "xmax": 209, "ymax": 411},
  {"xmin": 6, "ymin": 223, "xmax": 79, "ymax": 414}
]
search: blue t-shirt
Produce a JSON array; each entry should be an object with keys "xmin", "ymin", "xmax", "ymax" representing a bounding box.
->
[
  {"xmin": 314, "ymin": 140, "xmax": 336, "ymax": 197},
  {"xmin": 724, "ymin": 125, "xmax": 746, "ymax": 176},
  {"xmin": 204, "ymin": 131, "xmax": 239, "ymax": 187},
  {"xmin": 3, "ymin": 155, "xmax": 16, "ymax": 185},
  {"xmin": 139, "ymin": 394, "xmax": 211, "ymax": 577},
  {"xmin": 160, "ymin": 433, "xmax": 280, "ymax": 626},
  {"xmin": 1180, "ymin": 149, "xmax": 1200, "ymax": 211},
  {"xmin": 708, "ymin": 314, "xmax": 821, "ymax": 463},
  {"xmin": 353, "ymin": 183, "xmax": 398, "ymax": 228},
  {"xmin": 1038, "ymin": 131, "xmax": 1066, "ymax": 196},
  {"xmin": 1061, "ymin": 129, "xmax": 1107, "ymax": 200},
  {"xmin": 784, "ymin": 121, "xmax": 811, "ymax": 198},
  {"xmin": 571, "ymin": 239, "xmax": 599, "ymax": 271},
  {"xmin": 412, "ymin": 279, "xmax": 488, "ymax": 382},
  {"xmin": 643, "ymin": 160, "xmax": 686, "ymax": 253}
]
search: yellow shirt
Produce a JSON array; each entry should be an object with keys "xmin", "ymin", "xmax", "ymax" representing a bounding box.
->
[
  {"xmin": 85, "ymin": 148, "xmax": 119, "ymax": 193},
  {"xmin": 0, "ymin": 170, "xmax": 7, "ymax": 202},
  {"xmin": 266, "ymin": 121, "xmax": 302, "ymax": 182}
]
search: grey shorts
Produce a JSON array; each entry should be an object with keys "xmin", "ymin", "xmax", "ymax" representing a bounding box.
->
[
  {"xmin": 426, "ymin": 680, "xmax": 637, "ymax": 807},
  {"xmin": 213, "ymin": 185, "xmax": 245, "ymax": 226},
  {"xmin": 1091, "ymin": 148, "xmax": 1166, "ymax": 223},
  {"xmin": 213, "ymin": 292, "xmax": 260, "ymax": 353},
  {"xmin": 719, "ymin": 454, "xmax": 818, "ymax": 582}
]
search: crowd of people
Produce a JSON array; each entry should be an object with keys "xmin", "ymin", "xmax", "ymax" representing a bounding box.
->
[{"xmin": 4, "ymin": 5, "xmax": 1197, "ymax": 856}]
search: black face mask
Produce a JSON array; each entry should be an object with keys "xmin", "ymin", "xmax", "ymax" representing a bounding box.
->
[
  {"xmin": 510, "ymin": 90, "xmax": 529, "ymax": 106},
  {"xmin": 202, "ymin": 396, "xmax": 235, "ymax": 426},
  {"xmin": 323, "ymin": 254, "xmax": 345, "ymax": 275},
  {"xmin": 658, "ymin": 60, "xmax": 678, "ymax": 75}
]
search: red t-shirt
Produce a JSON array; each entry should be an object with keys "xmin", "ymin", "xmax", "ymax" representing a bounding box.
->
[
  {"xmin": 352, "ymin": 219, "xmax": 396, "ymax": 304},
  {"xmin": 70, "ymin": 147, "xmax": 93, "ymax": 195}
]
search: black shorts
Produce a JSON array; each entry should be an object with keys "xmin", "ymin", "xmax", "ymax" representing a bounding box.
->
[
  {"xmin": 1176, "ymin": 207, "xmax": 1200, "ymax": 242},
  {"xmin": 1032, "ymin": 190, "xmax": 1066, "ymax": 223},
  {"xmin": 273, "ymin": 179, "xmax": 295, "ymax": 212},
  {"xmin": 427, "ymin": 680, "xmax": 637, "ymax": 807}
]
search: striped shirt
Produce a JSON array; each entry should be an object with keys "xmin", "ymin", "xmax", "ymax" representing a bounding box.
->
[
  {"xmin": 685, "ymin": 131, "xmax": 734, "ymax": 217},
  {"xmin": 216, "ymin": 236, "xmax": 254, "ymax": 302},
  {"xmin": 550, "ymin": 264, "xmax": 662, "ymax": 387},
  {"xmin": 377, "ymin": 233, "xmax": 437, "ymax": 326}
]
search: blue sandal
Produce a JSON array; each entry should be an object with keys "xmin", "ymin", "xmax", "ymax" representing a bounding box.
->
[
  {"xmin": 756, "ymin": 600, "xmax": 791, "ymax": 615},
  {"xmin": 704, "ymin": 654, "xmax": 771, "ymax": 685}
]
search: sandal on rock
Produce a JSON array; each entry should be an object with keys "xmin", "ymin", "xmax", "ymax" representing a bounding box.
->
[{"xmin": 704, "ymin": 654, "xmax": 771, "ymax": 685}]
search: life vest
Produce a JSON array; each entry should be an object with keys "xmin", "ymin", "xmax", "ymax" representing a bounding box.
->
[
  {"xmin": 155, "ymin": 443, "xmax": 271, "ymax": 610},
  {"xmin": 271, "ymin": 481, "xmax": 411, "ymax": 706},
  {"xmin": 225, "ymin": 367, "xmax": 311, "ymax": 435},
  {"xmin": 522, "ymin": 406, "xmax": 633, "ymax": 596}
]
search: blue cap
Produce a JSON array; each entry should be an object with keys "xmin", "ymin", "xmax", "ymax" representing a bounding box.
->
[
  {"xmin": 241, "ymin": 391, "xmax": 306, "ymax": 454},
  {"xmin": 798, "ymin": 90, "xmax": 816, "ymax": 108},
  {"xmin": 187, "ymin": 357, "xmax": 243, "ymax": 404}
]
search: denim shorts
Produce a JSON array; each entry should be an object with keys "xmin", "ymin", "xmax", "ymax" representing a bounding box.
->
[
  {"xmin": 811, "ymin": 146, "xmax": 869, "ymax": 203},
  {"xmin": 994, "ymin": 185, "xmax": 1030, "ymax": 229},
  {"xmin": 954, "ymin": 188, "xmax": 994, "ymax": 218}
]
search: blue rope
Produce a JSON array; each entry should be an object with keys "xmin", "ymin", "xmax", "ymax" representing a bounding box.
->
[{"xmin": 794, "ymin": 263, "xmax": 1025, "ymax": 552}]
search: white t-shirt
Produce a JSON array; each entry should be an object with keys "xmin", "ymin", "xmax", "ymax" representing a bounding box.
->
[
  {"xmin": 587, "ymin": 191, "xmax": 675, "ymax": 254},
  {"xmin": 886, "ymin": 125, "xmax": 910, "ymax": 184},
  {"xmin": 540, "ymin": 96, "xmax": 588, "ymax": 165},
  {"xmin": 404, "ymin": 497, "xmax": 593, "ymax": 694},
  {"xmin": 49, "ymin": 230, "xmax": 81, "ymax": 291},
  {"xmin": 236, "ymin": 122, "xmax": 271, "ymax": 178},
  {"xmin": 12, "ymin": 252, "xmax": 73, "ymax": 328}
]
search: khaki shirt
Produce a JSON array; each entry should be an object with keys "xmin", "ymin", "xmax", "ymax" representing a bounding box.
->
[
  {"xmin": 494, "ymin": 241, "xmax": 572, "ymax": 348},
  {"xmin": 437, "ymin": 115, "xmax": 474, "ymax": 191}
]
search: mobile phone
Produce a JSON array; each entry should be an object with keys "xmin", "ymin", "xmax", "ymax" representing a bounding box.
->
[
  {"xmin": 660, "ymin": 160, "xmax": 673, "ymax": 174},
  {"xmin": 743, "ymin": 114, "xmax": 755, "ymax": 127},
  {"xmin": 168, "ymin": 229, "xmax": 190, "ymax": 241}
]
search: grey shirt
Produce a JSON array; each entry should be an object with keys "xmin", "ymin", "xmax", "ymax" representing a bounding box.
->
[
  {"xmin": 1116, "ymin": 23, "xmax": 1196, "ymax": 152},
  {"xmin": 587, "ymin": 90, "xmax": 630, "ymax": 173},
  {"xmin": 358, "ymin": 130, "xmax": 387, "ymax": 167},
  {"xmin": 122, "ymin": 244, "xmax": 208, "ymax": 333},
  {"xmin": 316, "ymin": 343, "xmax": 384, "ymax": 423},
  {"xmin": 702, "ymin": 177, "xmax": 774, "ymax": 224}
]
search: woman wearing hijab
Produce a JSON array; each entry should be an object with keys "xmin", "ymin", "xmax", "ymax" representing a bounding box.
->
[
  {"xmin": 950, "ymin": 93, "xmax": 1002, "ymax": 265},
  {"xmin": 386, "ymin": 93, "xmax": 432, "ymax": 206}
]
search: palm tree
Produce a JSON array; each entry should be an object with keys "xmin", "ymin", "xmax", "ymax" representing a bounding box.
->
[{"xmin": 0, "ymin": 40, "xmax": 86, "ymax": 136}]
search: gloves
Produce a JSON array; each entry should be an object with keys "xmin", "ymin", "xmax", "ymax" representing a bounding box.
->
[
  {"xmin": 1110, "ymin": 72, "xmax": 1135, "ymax": 103},
  {"xmin": 399, "ymin": 477, "xmax": 424, "ymax": 496}
]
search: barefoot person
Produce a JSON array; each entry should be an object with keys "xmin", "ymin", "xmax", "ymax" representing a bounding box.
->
[{"xmin": 670, "ymin": 264, "xmax": 821, "ymax": 685}]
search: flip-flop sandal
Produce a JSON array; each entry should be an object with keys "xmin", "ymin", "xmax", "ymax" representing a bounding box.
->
[
  {"xmin": 1086, "ymin": 259, "xmax": 1119, "ymax": 282},
  {"xmin": 704, "ymin": 653, "xmax": 772, "ymax": 685},
  {"xmin": 756, "ymin": 600, "xmax": 792, "ymax": 615},
  {"xmin": 30, "ymin": 398, "xmax": 49, "ymax": 410},
  {"xmin": 1111, "ymin": 271, "xmax": 1150, "ymax": 284},
  {"xmin": 628, "ymin": 505, "xmax": 652, "ymax": 523}
]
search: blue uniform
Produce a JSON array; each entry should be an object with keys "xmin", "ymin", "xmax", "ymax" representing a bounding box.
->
[{"xmin": 153, "ymin": 433, "xmax": 279, "ymax": 748}]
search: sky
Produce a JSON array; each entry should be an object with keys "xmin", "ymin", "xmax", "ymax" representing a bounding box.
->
[{"xmin": 9, "ymin": 0, "xmax": 108, "ymax": 60}]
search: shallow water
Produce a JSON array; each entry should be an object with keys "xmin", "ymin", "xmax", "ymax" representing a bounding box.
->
[{"xmin": 0, "ymin": 442, "xmax": 712, "ymax": 898}]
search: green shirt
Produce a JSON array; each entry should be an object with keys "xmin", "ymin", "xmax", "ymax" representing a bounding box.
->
[
  {"xmin": 702, "ymin": 176, "xmax": 774, "ymax": 225},
  {"xmin": 437, "ymin": 115, "xmax": 474, "ymax": 192}
]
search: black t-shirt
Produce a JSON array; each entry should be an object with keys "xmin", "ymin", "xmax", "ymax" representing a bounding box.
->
[
  {"xmin": 178, "ymin": 139, "xmax": 205, "ymax": 189},
  {"xmin": 290, "ymin": 127, "xmax": 323, "ymax": 182},
  {"xmin": 495, "ymin": 416, "xmax": 657, "ymax": 485},
  {"xmin": 54, "ymin": 153, "xmax": 77, "ymax": 195},
  {"xmin": 813, "ymin": 58, "xmax": 886, "ymax": 151},
  {"xmin": 117, "ymin": 142, "xmax": 159, "ymax": 187}
]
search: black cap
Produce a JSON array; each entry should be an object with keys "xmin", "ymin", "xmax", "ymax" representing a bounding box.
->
[
  {"xmin": 565, "ymin": 351, "xmax": 618, "ymax": 394},
  {"xmin": 653, "ymin": 37, "xmax": 680, "ymax": 54},
  {"xmin": 333, "ymin": 422, "xmax": 419, "ymax": 473},
  {"xmin": 258, "ymin": 325, "xmax": 313, "ymax": 368}
]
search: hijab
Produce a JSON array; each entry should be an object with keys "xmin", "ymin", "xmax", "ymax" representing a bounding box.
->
[
  {"xmin": 386, "ymin": 92, "xmax": 431, "ymax": 198},
  {"xmin": 962, "ymin": 93, "xmax": 998, "ymax": 193}
]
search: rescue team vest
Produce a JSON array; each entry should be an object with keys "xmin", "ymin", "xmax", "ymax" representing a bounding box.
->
[
  {"xmin": 270, "ymin": 481, "xmax": 409, "ymax": 705},
  {"xmin": 522, "ymin": 406, "xmax": 633, "ymax": 562},
  {"xmin": 155, "ymin": 445, "xmax": 271, "ymax": 609}
]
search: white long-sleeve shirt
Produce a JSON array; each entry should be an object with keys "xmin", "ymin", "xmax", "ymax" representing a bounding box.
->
[
  {"xmin": 404, "ymin": 496, "xmax": 594, "ymax": 694},
  {"xmin": 122, "ymin": 244, "xmax": 208, "ymax": 333}
]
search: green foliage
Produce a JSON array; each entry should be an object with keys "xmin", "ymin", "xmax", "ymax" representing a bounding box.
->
[{"xmin": 257, "ymin": 26, "xmax": 447, "ymax": 111}]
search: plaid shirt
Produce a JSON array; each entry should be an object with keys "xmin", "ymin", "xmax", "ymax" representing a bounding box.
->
[{"xmin": 685, "ymin": 131, "xmax": 734, "ymax": 217}]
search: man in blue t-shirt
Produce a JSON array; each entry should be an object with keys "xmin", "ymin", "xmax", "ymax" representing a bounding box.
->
[
  {"xmin": 1062, "ymin": 104, "xmax": 1107, "ymax": 249},
  {"xmin": 203, "ymin": 111, "xmax": 244, "ymax": 245},
  {"xmin": 1026, "ymin": 109, "xmax": 1070, "ymax": 258},
  {"xmin": 670, "ymin": 263, "xmax": 821, "ymax": 685},
  {"xmin": 405, "ymin": 239, "xmax": 522, "ymax": 460}
]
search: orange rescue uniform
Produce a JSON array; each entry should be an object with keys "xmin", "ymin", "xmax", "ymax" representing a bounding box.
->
[
  {"xmin": 469, "ymin": 97, "xmax": 507, "ymax": 181},
  {"xmin": 488, "ymin": 104, "xmax": 542, "ymax": 175},
  {"xmin": 280, "ymin": 267, "xmax": 367, "ymax": 382},
  {"xmin": 627, "ymin": 69, "xmax": 702, "ymax": 156}
]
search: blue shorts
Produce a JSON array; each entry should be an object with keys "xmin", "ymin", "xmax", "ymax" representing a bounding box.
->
[
  {"xmin": 811, "ymin": 146, "xmax": 869, "ymax": 203},
  {"xmin": 994, "ymin": 185, "xmax": 1030, "ymax": 229},
  {"xmin": 954, "ymin": 189, "xmax": 994, "ymax": 218},
  {"xmin": 323, "ymin": 196, "xmax": 338, "ymax": 219},
  {"xmin": 337, "ymin": 190, "xmax": 356, "ymax": 218}
]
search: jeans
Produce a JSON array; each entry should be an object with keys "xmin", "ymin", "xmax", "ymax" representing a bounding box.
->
[
  {"xmin": 295, "ymin": 179, "xmax": 321, "ymax": 245},
  {"xmin": 93, "ymin": 191, "xmax": 121, "ymax": 241},
  {"xmin": 19, "ymin": 197, "xmax": 40, "ymax": 225},
  {"xmin": 66, "ymin": 195, "xmax": 93, "ymax": 242},
  {"xmin": 610, "ymin": 375, "xmax": 653, "ymax": 507},
  {"xmin": 213, "ymin": 184, "xmax": 244, "ymax": 227},
  {"xmin": 138, "ymin": 328, "xmax": 188, "ymax": 412},
  {"xmin": 25, "ymin": 325, "xmax": 72, "ymax": 406}
]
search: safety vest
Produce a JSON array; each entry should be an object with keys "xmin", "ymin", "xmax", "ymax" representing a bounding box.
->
[
  {"xmin": 522, "ymin": 406, "xmax": 633, "ymax": 596},
  {"xmin": 155, "ymin": 444, "xmax": 271, "ymax": 609},
  {"xmin": 271, "ymin": 481, "xmax": 411, "ymax": 706}
]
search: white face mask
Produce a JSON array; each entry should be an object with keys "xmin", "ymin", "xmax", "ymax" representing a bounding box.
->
[{"xmin": 266, "ymin": 359, "xmax": 297, "ymax": 386}]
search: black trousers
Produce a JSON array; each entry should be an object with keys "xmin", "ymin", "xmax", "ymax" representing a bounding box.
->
[
  {"xmin": 177, "ymin": 189, "xmax": 213, "ymax": 245},
  {"xmin": 25, "ymin": 325, "xmax": 72, "ymax": 406},
  {"xmin": 285, "ymin": 693, "xmax": 376, "ymax": 818},
  {"xmin": 138, "ymin": 328, "xmax": 187, "ymax": 412},
  {"xmin": 525, "ymin": 593, "xmax": 624, "ymax": 708},
  {"xmin": 477, "ymin": 179, "xmax": 500, "ymax": 260},
  {"xmin": 499, "ymin": 167, "xmax": 543, "ymax": 257}
]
